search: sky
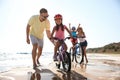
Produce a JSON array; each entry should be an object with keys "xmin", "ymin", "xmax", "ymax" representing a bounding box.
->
[{"xmin": 0, "ymin": 0, "xmax": 120, "ymax": 53}]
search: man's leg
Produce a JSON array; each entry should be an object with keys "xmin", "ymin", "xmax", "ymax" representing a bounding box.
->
[
  {"xmin": 37, "ymin": 46, "xmax": 43, "ymax": 65},
  {"xmin": 36, "ymin": 38, "xmax": 43, "ymax": 65},
  {"xmin": 32, "ymin": 44, "xmax": 38, "ymax": 68}
]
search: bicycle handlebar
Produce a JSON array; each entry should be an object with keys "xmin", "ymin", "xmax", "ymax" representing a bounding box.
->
[
  {"xmin": 51, "ymin": 36, "xmax": 71, "ymax": 41},
  {"xmin": 50, "ymin": 37, "xmax": 71, "ymax": 46}
]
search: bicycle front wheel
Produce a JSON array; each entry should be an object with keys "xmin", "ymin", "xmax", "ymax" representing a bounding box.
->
[
  {"xmin": 69, "ymin": 47, "xmax": 74, "ymax": 62},
  {"xmin": 62, "ymin": 51, "xmax": 71, "ymax": 72}
]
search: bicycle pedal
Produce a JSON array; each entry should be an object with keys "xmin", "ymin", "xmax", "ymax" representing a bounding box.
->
[{"xmin": 54, "ymin": 59, "xmax": 58, "ymax": 61}]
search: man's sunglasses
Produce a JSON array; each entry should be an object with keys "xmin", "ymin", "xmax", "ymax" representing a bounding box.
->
[{"xmin": 42, "ymin": 15, "xmax": 49, "ymax": 19}]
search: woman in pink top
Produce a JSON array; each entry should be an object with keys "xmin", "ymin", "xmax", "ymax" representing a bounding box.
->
[{"xmin": 51, "ymin": 14, "xmax": 71, "ymax": 61}]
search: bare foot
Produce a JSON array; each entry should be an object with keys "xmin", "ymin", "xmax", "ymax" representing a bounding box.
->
[
  {"xmin": 86, "ymin": 60, "xmax": 88, "ymax": 63},
  {"xmin": 37, "ymin": 60, "xmax": 41, "ymax": 66}
]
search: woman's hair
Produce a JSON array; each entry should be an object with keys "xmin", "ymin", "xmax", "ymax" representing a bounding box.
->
[
  {"xmin": 77, "ymin": 27, "xmax": 84, "ymax": 34},
  {"xmin": 55, "ymin": 23, "xmax": 64, "ymax": 31}
]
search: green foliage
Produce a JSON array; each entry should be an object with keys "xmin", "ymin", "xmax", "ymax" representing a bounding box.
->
[{"xmin": 87, "ymin": 42, "xmax": 120, "ymax": 53}]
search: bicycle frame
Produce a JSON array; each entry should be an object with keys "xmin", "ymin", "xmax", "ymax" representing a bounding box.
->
[
  {"xmin": 74, "ymin": 43, "xmax": 81, "ymax": 54},
  {"xmin": 56, "ymin": 37, "xmax": 69, "ymax": 62},
  {"xmin": 52, "ymin": 37, "xmax": 71, "ymax": 72},
  {"xmin": 57, "ymin": 44, "xmax": 65, "ymax": 62}
]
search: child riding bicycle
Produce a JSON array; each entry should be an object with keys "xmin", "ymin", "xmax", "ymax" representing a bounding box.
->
[{"xmin": 50, "ymin": 14, "xmax": 71, "ymax": 61}]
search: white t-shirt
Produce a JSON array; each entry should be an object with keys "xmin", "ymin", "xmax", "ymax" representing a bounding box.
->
[{"xmin": 78, "ymin": 35, "xmax": 86, "ymax": 42}]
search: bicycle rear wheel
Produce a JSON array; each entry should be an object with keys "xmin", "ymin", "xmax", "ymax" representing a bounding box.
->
[
  {"xmin": 62, "ymin": 51, "xmax": 71, "ymax": 72},
  {"xmin": 75, "ymin": 47, "xmax": 82, "ymax": 63}
]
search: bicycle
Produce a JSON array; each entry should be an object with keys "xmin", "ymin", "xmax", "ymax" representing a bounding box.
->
[
  {"xmin": 69, "ymin": 40, "xmax": 83, "ymax": 63},
  {"xmin": 52, "ymin": 37, "xmax": 71, "ymax": 72}
]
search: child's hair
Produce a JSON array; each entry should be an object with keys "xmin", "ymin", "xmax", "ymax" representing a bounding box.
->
[
  {"xmin": 55, "ymin": 24, "xmax": 64, "ymax": 31},
  {"xmin": 54, "ymin": 14, "xmax": 64, "ymax": 31}
]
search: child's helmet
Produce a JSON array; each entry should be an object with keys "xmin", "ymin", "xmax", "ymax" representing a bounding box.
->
[
  {"xmin": 54, "ymin": 14, "xmax": 62, "ymax": 20},
  {"xmin": 72, "ymin": 26, "xmax": 76, "ymax": 30}
]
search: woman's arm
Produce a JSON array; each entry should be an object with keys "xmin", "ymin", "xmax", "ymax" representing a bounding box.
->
[
  {"xmin": 83, "ymin": 32, "xmax": 86, "ymax": 38},
  {"xmin": 76, "ymin": 23, "xmax": 81, "ymax": 32}
]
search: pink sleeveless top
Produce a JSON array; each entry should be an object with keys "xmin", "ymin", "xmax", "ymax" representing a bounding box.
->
[{"xmin": 55, "ymin": 25, "xmax": 66, "ymax": 40}]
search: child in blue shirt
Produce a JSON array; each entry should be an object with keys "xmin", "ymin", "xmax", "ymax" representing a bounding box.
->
[{"xmin": 69, "ymin": 23, "xmax": 78, "ymax": 46}]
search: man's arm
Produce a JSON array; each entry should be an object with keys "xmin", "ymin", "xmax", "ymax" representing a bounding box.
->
[
  {"xmin": 47, "ymin": 27, "xmax": 56, "ymax": 45},
  {"xmin": 46, "ymin": 30, "xmax": 51, "ymax": 40},
  {"xmin": 26, "ymin": 24, "xmax": 30, "ymax": 44}
]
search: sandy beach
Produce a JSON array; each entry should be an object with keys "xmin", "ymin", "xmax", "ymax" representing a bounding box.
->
[{"xmin": 0, "ymin": 53, "xmax": 120, "ymax": 80}]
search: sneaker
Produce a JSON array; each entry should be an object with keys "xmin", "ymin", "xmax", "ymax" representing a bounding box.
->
[{"xmin": 53, "ymin": 55, "xmax": 58, "ymax": 61}]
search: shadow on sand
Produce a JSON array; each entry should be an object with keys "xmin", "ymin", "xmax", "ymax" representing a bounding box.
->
[
  {"xmin": 29, "ymin": 67, "xmax": 87, "ymax": 80},
  {"xmin": 29, "ymin": 68, "xmax": 61, "ymax": 80},
  {"xmin": 57, "ymin": 70, "xmax": 87, "ymax": 80}
]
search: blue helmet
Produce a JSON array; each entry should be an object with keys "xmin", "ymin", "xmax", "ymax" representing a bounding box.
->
[{"xmin": 72, "ymin": 26, "xmax": 76, "ymax": 30}]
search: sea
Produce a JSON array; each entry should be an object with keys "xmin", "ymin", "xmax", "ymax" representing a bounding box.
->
[
  {"xmin": 0, "ymin": 52, "xmax": 120, "ymax": 73},
  {"xmin": 0, "ymin": 52, "xmax": 53, "ymax": 73}
]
